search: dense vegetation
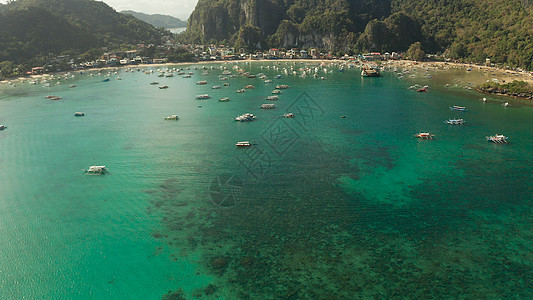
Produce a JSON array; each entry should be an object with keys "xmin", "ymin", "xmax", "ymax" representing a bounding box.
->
[
  {"xmin": 121, "ymin": 10, "xmax": 187, "ymax": 28},
  {"xmin": 478, "ymin": 80, "xmax": 533, "ymax": 99},
  {"xmin": 184, "ymin": 0, "xmax": 533, "ymax": 70},
  {"xmin": 0, "ymin": 0, "xmax": 168, "ymax": 77}
]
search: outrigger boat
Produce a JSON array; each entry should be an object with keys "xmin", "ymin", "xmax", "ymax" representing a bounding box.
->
[
  {"xmin": 159, "ymin": 85, "xmax": 169, "ymax": 89},
  {"xmin": 486, "ymin": 134, "xmax": 508, "ymax": 143},
  {"xmin": 83, "ymin": 165, "xmax": 107, "ymax": 175},
  {"xmin": 282, "ymin": 113, "xmax": 295, "ymax": 118},
  {"xmin": 272, "ymin": 89, "xmax": 282, "ymax": 94},
  {"xmin": 150, "ymin": 81, "xmax": 159, "ymax": 85},
  {"xmin": 45, "ymin": 95, "xmax": 62, "ymax": 100},
  {"xmin": 415, "ymin": 132, "xmax": 435, "ymax": 139},
  {"xmin": 195, "ymin": 94, "xmax": 210, "ymax": 99},
  {"xmin": 450, "ymin": 105, "xmax": 467, "ymax": 111},
  {"xmin": 196, "ymin": 81, "xmax": 207, "ymax": 85},
  {"xmin": 235, "ymin": 113, "xmax": 256, "ymax": 122},
  {"xmin": 445, "ymin": 118, "xmax": 465, "ymax": 125},
  {"xmin": 261, "ymin": 104, "xmax": 275, "ymax": 109},
  {"xmin": 236, "ymin": 141, "xmax": 252, "ymax": 147},
  {"xmin": 164, "ymin": 115, "xmax": 179, "ymax": 120},
  {"xmin": 361, "ymin": 67, "xmax": 380, "ymax": 77},
  {"xmin": 267, "ymin": 96, "xmax": 279, "ymax": 101},
  {"xmin": 219, "ymin": 97, "xmax": 230, "ymax": 102},
  {"xmin": 275, "ymin": 84, "xmax": 290, "ymax": 89},
  {"xmin": 74, "ymin": 112, "xmax": 85, "ymax": 117},
  {"xmin": 236, "ymin": 89, "xmax": 246, "ymax": 93},
  {"xmin": 0, "ymin": 125, "xmax": 7, "ymax": 130}
]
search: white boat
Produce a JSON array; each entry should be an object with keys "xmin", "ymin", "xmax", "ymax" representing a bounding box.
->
[
  {"xmin": 0, "ymin": 125, "xmax": 7, "ymax": 130},
  {"xmin": 197, "ymin": 81, "xmax": 207, "ymax": 85},
  {"xmin": 415, "ymin": 132, "xmax": 434, "ymax": 139},
  {"xmin": 445, "ymin": 118, "xmax": 464, "ymax": 125},
  {"xmin": 275, "ymin": 84, "xmax": 290, "ymax": 89},
  {"xmin": 235, "ymin": 113, "xmax": 256, "ymax": 122},
  {"xmin": 236, "ymin": 141, "xmax": 251, "ymax": 147},
  {"xmin": 219, "ymin": 97, "xmax": 230, "ymax": 102},
  {"xmin": 283, "ymin": 113, "xmax": 295, "ymax": 118},
  {"xmin": 83, "ymin": 165, "xmax": 106, "ymax": 175},
  {"xmin": 261, "ymin": 104, "xmax": 275, "ymax": 109},
  {"xmin": 195, "ymin": 94, "xmax": 210, "ymax": 99},
  {"xmin": 272, "ymin": 89, "xmax": 281, "ymax": 94},
  {"xmin": 150, "ymin": 81, "xmax": 159, "ymax": 85},
  {"xmin": 267, "ymin": 96, "xmax": 279, "ymax": 101},
  {"xmin": 212, "ymin": 85, "xmax": 221, "ymax": 89},
  {"xmin": 236, "ymin": 89, "xmax": 246, "ymax": 93},
  {"xmin": 486, "ymin": 134, "xmax": 508, "ymax": 143},
  {"xmin": 159, "ymin": 85, "xmax": 169, "ymax": 89},
  {"xmin": 164, "ymin": 115, "xmax": 179, "ymax": 120}
]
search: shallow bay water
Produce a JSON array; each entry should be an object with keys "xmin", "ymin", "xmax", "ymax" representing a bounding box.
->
[{"xmin": 0, "ymin": 62, "xmax": 531, "ymax": 298}]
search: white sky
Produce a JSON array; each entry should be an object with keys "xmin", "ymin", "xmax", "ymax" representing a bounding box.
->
[{"xmin": 0, "ymin": 0, "xmax": 196, "ymax": 20}]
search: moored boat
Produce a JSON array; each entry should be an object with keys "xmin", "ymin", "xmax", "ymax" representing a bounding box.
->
[
  {"xmin": 74, "ymin": 112, "xmax": 85, "ymax": 117},
  {"xmin": 0, "ymin": 125, "xmax": 7, "ymax": 130},
  {"xmin": 486, "ymin": 134, "xmax": 508, "ymax": 143},
  {"xmin": 236, "ymin": 89, "xmax": 246, "ymax": 93},
  {"xmin": 235, "ymin": 113, "xmax": 256, "ymax": 122},
  {"xmin": 159, "ymin": 85, "xmax": 169, "ymax": 89},
  {"xmin": 275, "ymin": 84, "xmax": 290, "ymax": 89},
  {"xmin": 283, "ymin": 113, "xmax": 295, "ymax": 118},
  {"xmin": 445, "ymin": 118, "xmax": 465, "ymax": 125},
  {"xmin": 272, "ymin": 89, "xmax": 281, "ymax": 94},
  {"xmin": 267, "ymin": 96, "xmax": 279, "ymax": 101},
  {"xmin": 236, "ymin": 141, "xmax": 251, "ymax": 147},
  {"xmin": 361, "ymin": 68, "xmax": 380, "ymax": 77},
  {"xmin": 164, "ymin": 115, "xmax": 179, "ymax": 120},
  {"xmin": 261, "ymin": 103, "xmax": 275, "ymax": 109},
  {"xmin": 83, "ymin": 165, "xmax": 107, "ymax": 175},
  {"xmin": 219, "ymin": 97, "xmax": 230, "ymax": 102},
  {"xmin": 150, "ymin": 81, "xmax": 159, "ymax": 85},
  {"xmin": 415, "ymin": 132, "xmax": 435, "ymax": 139},
  {"xmin": 450, "ymin": 105, "xmax": 467, "ymax": 111},
  {"xmin": 197, "ymin": 80, "xmax": 207, "ymax": 85},
  {"xmin": 195, "ymin": 94, "xmax": 210, "ymax": 99}
]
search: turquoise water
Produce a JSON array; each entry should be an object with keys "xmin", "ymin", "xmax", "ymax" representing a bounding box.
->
[{"xmin": 0, "ymin": 62, "xmax": 532, "ymax": 298}]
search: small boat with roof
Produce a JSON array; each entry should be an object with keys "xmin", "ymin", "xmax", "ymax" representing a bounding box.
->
[
  {"xmin": 415, "ymin": 132, "xmax": 435, "ymax": 139},
  {"xmin": 195, "ymin": 94, "xmax": 210, "ymax": 99},
  {"xmin": 445, "ymin": 118, "xmax": 465, "ymax": 125},
  {"xmin": 83, "ymin": 165, "xmax": 107, "ymax": 175},
  {"xmin": 235, "ymin": 113, "xmax": 256, "ymax": 122},
  {"xmin": 486, "ymin": 134, "xmax": 508, "ymax": 143},
  {"xmin": 236, "ymin": 141, "xmax": 252, "ymax": 147},
  {"xmin": 450, "ymin": 105, "xmax": 467, "ymax": 111}
]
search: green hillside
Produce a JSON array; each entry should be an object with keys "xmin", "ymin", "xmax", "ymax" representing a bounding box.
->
[
  {"xmin": 0, "ymin": 0, "xmax": 166, "ymax": 65},
  {"xmin": 184, "ymin": 0, "xmax": 533, "ymax": 69},
  {"xmin": 121, "ymin": 10, "xmax": 187, "ymax": 28}
]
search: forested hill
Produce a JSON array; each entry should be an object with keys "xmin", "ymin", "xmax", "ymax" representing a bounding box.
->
[
  {"xmin": 184, "ymin": 0, "xmax": 533, "ymax": 69},
  {"xmin": 121, "ymin": 10, "xmax": 187, "ymax": 28},
  {"xmin": 0, "ymin": 0, "xmax": 166, "ymax": 64}
]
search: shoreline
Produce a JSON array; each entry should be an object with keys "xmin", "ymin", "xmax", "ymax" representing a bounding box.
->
[{"xmin": 2, "ymin": 59, "xmax": 532, "ymax": 99}]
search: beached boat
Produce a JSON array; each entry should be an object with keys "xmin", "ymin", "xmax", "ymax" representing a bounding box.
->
[
  {"xmin": 74, "ymin": 112, "xmax": 85, "ymax": 117},
  {"xmin": 236, "ymin": 141, "xmax": 251, "ymax": 147},
  {"xmin": 445, "ymin": 118, "xmax": 465, "ymax": 125},
  {"xmin": 267, "ymin": 96, "xmax": 279, "ymax": 101},
  {"xmin": 219, "ymin": 98, "xmax": 230, "ymax": 102},
  {"xmin": 450, "ymin": 105, "xmax": 467, "ymax": 111},
  {"xmin": 261, "ymin": 104, "xmax": 275, "ymax": 109},
  {"xmin": 197, "ymin": 81, "xmax": 207, "ymax": 85},
  {"xmin": 195, "ymin": 94, "xmax": 210, "ymax": 99},
  {"xmin": 0, "ymin": 125, "xmax": 7, "ymax": 130},
  {"xmin": 486, "ymin": 134, "xmax": 508, "ymax": 143},
  {"xmin": 415, "ymin": 132, "xmax": 435, "ymax": 139},
  {"xmin": 283, "ymin": 113, "xmax": 295, "ymax": 118},
  {"xmin": 83, "ymin": 165, "xmax": 107, "ymax": 175},
  {"xmin": 164, "ymin": 115, "xmax": 179, "ymax": 120},
  {"xmin": 235, "ymin": 113, "xmax": 256, "ymax": 122},
  {"xmin": 361, "ymin": 68, "xmax": 380, "ymax": 77}
]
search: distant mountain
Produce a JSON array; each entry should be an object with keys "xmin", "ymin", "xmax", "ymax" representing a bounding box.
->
[
  {"xmin": 0, "ymin": 0, "xmax": 166, "ymax": 64},
  {"xmin": 121, "ymin": 10, "xmax": 187, "ymax": 28}
]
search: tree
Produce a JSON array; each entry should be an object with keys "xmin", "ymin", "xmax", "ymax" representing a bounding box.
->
[{"xmin": 407, "ymin": 42, "xmax": 425, "ymax": 61}]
